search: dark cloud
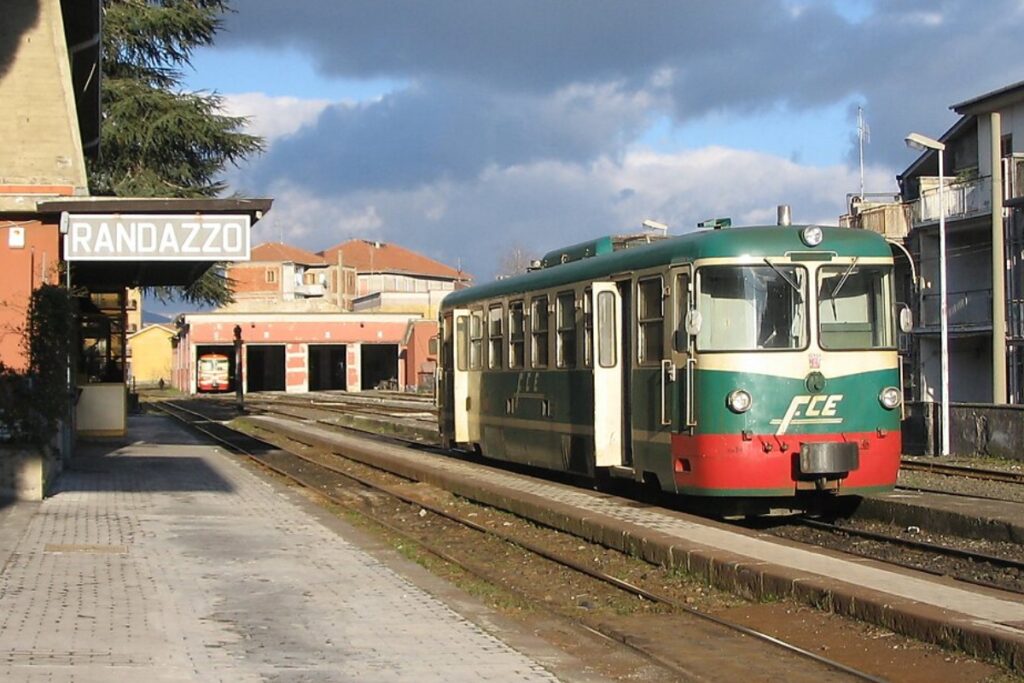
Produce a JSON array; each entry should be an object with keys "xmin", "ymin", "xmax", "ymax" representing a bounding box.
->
[
  {"xmin": 213, "ymin": 0, "xmax": 1024, "ymax": 280},
  {"xmin": 243, "ymin": 79, "xmax": 652, "ymax": 193},
  {"xmin": 219, "ymin": 0, "xmax": 1024, "ymax": 168},
  {"xmin": 219, "ymin": 1, "xmax": 766, "ymax": 92}
]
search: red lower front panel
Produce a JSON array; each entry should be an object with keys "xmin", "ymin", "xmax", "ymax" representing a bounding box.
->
[{"xmin": 670, "ymin": 431, "xmax": 900, "ymax": 496}]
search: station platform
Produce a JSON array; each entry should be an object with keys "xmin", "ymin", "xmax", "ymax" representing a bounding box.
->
[
  {"xmin": 247, "ymin": 414, "xmax": 1024, "ymax": 669},
  {"xmin": 0, "ymin": 415, "xmax": 579, "ymax": 682}
]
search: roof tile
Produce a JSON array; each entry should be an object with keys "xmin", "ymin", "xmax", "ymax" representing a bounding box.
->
[
  {"xmin": 250, "ymin": 242, "xmax": 327, "ymax": 265},
  {"xmin": 319, "ymin": 239, "xmax": 467, "ymax": 280}
]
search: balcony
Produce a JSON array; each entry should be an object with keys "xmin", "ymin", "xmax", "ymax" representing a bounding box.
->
[
  {"xmin": 920, "ymin": 287, "xmax": 993, "ymax": 331},
  {"xmin": 1004, "ymin": 154, "xmax": 1024, "ymax": 202},
  {"xmin": 912, "ymin": 175, "xmax": 992, "ymax": 226},
  {"xmin": 840, "ymin": 200, "xmax": 911, "ymax": 239},
  {"xmin": 294, "ymin": 283, "xmax": 325, "ymax": 297}
]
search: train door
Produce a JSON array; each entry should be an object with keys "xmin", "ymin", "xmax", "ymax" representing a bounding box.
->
[
  {"xmin": 669, "ymin": 266, "xmax": 694, "ymax": 432},
  {"xmin": 631, "ymin": 273, "xmax": 674, "ymax": 478},
  {"xmin": 439, "ymin": 311, "xmax": 455, "ymax": 444},
  {"xmin": 592, "ymin": 282, "xmax": 623, "ymax": 467},
  {"xmin": 451, "ymin": 309, "xmax": 471, "ymax": 443}
]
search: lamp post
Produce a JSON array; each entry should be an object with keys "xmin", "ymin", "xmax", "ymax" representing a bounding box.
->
[{"xmin": 905, "ymin": 132, "xmax": 949, "ymax": 456}]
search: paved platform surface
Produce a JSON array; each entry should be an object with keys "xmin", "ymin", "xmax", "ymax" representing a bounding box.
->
[
  {"xmin": 249, "ymin": 414, "xmax": 1024, "ymax": 666},
  {"xmin": 0, "ymin": 415, "xmax": 578, "ymax": 682}
]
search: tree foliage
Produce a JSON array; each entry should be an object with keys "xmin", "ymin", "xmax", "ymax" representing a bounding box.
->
[
  {"xmin": 89, "ymin": 1, "xmax": 263, "ymax": 305},
  {"xmin": 496, "ymin": 244, "xmax": 539, "ymax": 278},
  {"xmin": 0, "ymin": 286, "xmax": 75, "ymax": 446}
]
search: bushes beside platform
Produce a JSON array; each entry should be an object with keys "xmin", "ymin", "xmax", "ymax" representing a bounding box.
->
[{"xmin": 0, "ymin": 285, "xmax": 74, "ymax": 499}]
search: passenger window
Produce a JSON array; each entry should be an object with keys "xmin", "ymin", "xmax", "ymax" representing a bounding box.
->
[
  {"xmin": 488, "ymin": 304, "xmax": 503, "ymax": 369},
  {"xmin": 469, "ymin": 311, "xmax": 483, "ymax": 370},
  {"xmin": 638, "ymin": 276, "xmax": 664, "ymax": 364},
  {"xmin": 597, "ymin": 291, "xmax": 616, "ymax": 368},
  {"xmin": 509, "ymin": 301, "xmax": 525, "ymax": 369},
  {"xmin": 556, "ymin": 291, "xmax": 576, "ymax": 368},
  {"xmin": 531, "ymin": 296, "xmax": 549, "ymax": 368},
  {"xmin": 456, "ymin": 315, "xmax": 468, "ymax": 372}
]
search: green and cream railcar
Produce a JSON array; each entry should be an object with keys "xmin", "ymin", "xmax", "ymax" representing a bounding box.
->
[{"xmin": 438, "ymin": 225, "xmax": 902, "ymax": 501}]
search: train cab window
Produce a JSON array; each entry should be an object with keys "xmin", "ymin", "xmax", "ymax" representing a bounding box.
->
[
  {"xmin": 637, "ymin": 276, "xmax": 664, "ymax": 364},
  {"xmin": 456, "ymin": 315, "xmax": 468, "ymax": 371},
  {"xmin": 696, "ymin": 265, "xmax": 808, "ymax": 352},
  {"xmin": 509, "ymin": 301, "xmax": 526, "ymax": 369},
  {"xmin": 818, "ymin": 264, "xmax": 894, "ymax": 349},
  {"xmin": 488, "ymin": 304, "xmax": 504, "ymax": 369},
  {"xmin": 531, "ymin": 296, "xmax": 550, "ymax": 368},
  {"xmin": 556, "ymin": 291, "xmax": 576, "ymax": 368},
  {"xmin": 469, "ymin": 311, "xmax": 483, "ymax": 370},
  {"xmin": 583, "ymin": 288, "xmax": 593, "ymax": 367}
]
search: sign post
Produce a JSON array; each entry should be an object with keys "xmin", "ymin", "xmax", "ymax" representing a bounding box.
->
[{"xmin": 234, "ymin": 325, "xmax": 244, "ymax": 413}]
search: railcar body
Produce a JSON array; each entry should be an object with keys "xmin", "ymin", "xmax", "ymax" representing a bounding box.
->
[
  {"xmin": 437, "ymin": 225, "xmax": 902, "ymax": 506},
  {"xmin": 197, "ymin": 353, "xmax": 231, "ymax": 393}
]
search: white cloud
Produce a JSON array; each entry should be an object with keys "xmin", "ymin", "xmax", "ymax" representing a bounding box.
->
[
  {"xmin": 248, "ymin": 144, "xmax": 898, "ymax": 281},
  {"xmin": 220, "ymin": 92, "xmax": 335, "ymax": 142},
  {"xmin": 251, "ymin": 182, "xmax": 384, "ymax": 249}
]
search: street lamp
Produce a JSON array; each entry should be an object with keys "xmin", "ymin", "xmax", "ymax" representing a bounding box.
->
[{"xmin": 905, "ymin": 132, "xmax": 949, "ymax": 456}]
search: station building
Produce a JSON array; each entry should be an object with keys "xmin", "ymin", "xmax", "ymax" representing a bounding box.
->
[
  {"xmin": 171, "ymin": 239, "xmax": 469, "ymax": 395},
  {"xmin": 2, "ymin": 0, "xmax": 271, "ymax": 445}
]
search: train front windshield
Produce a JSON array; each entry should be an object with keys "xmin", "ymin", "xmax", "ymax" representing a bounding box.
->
[
  {"xmin": 696, "ymin": 265, "xmax": 808, "ymax": 351},
  {"xmin": 817, "ymin": 264, "xmax": 895, "ymax": 349},
  {"xmin": 695, "ymin": 262, "xmax": 895, "ymax": 352}
]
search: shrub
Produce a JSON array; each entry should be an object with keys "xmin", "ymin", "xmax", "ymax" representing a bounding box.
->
[{"xmin": 0, "ymin": 285, "xmax": 74, "ymax": 446}]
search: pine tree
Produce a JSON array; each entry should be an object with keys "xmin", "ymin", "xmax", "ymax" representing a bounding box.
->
[{"xmin": 89, "ymin": 0, "xmax": 264, "ymax": 305}]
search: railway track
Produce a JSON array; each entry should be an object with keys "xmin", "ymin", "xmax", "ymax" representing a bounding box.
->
[
  {"xmin": 786, "ymin": 517, "xmax": 1024, "ymax": 595},
  {"xmin": 153, "ymin": 399, "xmax": 886, "ymax": 683},
  {"xmin": 900, "ymin": 458, "xmax": 1024, "ymax": 485}
]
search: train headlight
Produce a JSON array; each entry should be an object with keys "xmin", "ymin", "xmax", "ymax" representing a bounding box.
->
[
  {"xmin": 879, "ymin": 386, "xmax": 901, "ymax": 410},
  {"xmin": 801, "ymin": 225, "xmax": 824, "ymax": 247},
  {"xmin": 727, "ymin": 389, "xmax": 752, "ymax": 414}
]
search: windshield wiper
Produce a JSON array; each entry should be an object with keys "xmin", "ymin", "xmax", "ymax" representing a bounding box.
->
[
  {"xmin": 763, "ymin": 258, "xmax": 803, "ymax": 301},
  {"xmin": 826, "ymin": 257, "xmax": 859, "ymax": 318}
]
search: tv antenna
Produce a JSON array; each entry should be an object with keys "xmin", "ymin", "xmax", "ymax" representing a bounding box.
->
[{"xmin": 857, "ymin": 106, "xmax": 870, "ymax": 201}]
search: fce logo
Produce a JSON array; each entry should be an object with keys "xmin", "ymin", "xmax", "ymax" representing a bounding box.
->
[{"xmin": 772, "ymin": 394, "xmax": 844, "ymax": 435}]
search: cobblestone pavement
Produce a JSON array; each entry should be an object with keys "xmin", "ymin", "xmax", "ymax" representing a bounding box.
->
[{"xmin": 0, "ymin": 416, "xmax": 569, "ymax": 682}]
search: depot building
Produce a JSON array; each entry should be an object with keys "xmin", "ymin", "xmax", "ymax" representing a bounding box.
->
[{"xmin": 170, "ymin": 239, "xmax": 466, "ymax": 396}]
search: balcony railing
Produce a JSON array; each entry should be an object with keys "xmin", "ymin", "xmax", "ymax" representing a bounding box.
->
[
  {"xmin": 840, "ymin": 201, "xmax": 911, "ymax": 238},
  {"xmin": 295, "ymin": 283, "xmax": 325, "ymax": 297},
  {"xmin": 920, "ymin": 288, "xmax": 993, "ymax": 329},
  {"xmin": 1004, "ymin": 154, "xmax": 1024, "ymax": 201},
  {"xmin": 913, "ymin": 176, "xmax": 992, "ymax": 225}
]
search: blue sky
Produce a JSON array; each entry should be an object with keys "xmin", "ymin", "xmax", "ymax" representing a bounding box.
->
[{"xmin": 151, "ymin": 1, "xmax": 1024, "ymax": 315}]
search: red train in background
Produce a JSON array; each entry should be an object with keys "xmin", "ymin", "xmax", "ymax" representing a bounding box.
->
[{"xmin": 197, "ymin": 353, "xmax": 231, "ymax": 392}]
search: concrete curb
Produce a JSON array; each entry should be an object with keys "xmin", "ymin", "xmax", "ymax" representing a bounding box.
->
[
  {"xmin": 243, "ymin": 416, "xmax": 1024, "ymax": 671},
  {"xmin": 856, "ymin": 494, "xmax": 1024, "ymax": 544}
]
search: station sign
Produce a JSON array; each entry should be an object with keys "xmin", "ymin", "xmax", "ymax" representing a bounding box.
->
[{"xmin": 62, "ymin": 213, "xmax": 251, "ymax": 261}]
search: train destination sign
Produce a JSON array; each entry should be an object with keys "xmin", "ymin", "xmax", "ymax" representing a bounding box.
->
[{"xmin": 63, "ymin": 213, "xmax": 251, "ymax": 261}]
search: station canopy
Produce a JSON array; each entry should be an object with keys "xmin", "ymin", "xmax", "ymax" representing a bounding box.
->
[{"xmin": 37, "ymin": 197, "xmax": 272, "ymax": 288}]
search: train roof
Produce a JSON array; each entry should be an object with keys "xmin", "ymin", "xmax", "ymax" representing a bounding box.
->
[{"xmin": 441, "ymin": 225, "xmax": 892, "ymax": 309}]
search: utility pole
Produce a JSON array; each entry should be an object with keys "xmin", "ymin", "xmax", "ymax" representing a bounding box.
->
[
  {"xmin": 234, "ymin": 324, "xmax": 244, "ymax": 413},
  {"xmin": 990, "ymin": 112, "xmax": 1008, "ymax": 403}
]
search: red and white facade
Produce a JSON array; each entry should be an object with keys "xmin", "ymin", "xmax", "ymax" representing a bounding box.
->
[{"xmin": 173, "ymin": 311, "xmax": 436, "ymax": 394}]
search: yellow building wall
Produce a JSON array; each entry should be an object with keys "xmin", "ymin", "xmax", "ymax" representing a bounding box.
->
[{"xmin": 127, "ymin": 325, "xmax": 175, "ymax": 387}]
